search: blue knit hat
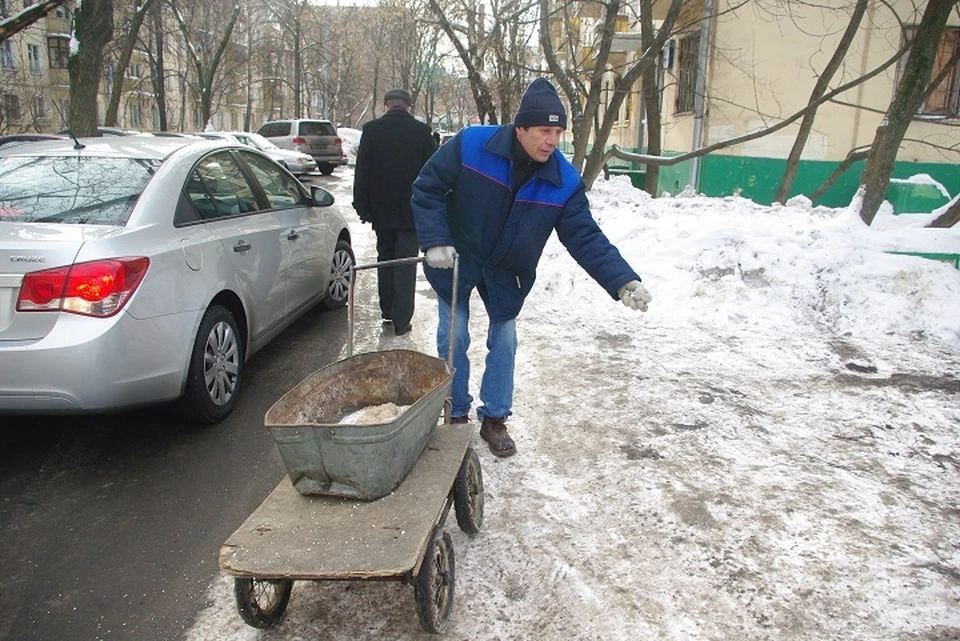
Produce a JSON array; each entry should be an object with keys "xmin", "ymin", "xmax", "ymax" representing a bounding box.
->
[{"xmin": 514, "ymin": 78, "xmax": 567, "ymax": 130}]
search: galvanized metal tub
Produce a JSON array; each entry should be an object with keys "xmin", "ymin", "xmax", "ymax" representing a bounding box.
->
[{"xmin": 265, "ymin": 349, "xmax": 452, "ymax": 501}]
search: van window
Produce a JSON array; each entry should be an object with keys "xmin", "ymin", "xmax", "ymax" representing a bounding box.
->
[
  {"xmin": 298, "ymin": 121, "xmax": 335, "ymax": 136},
  {"xmin": 258, "ymin": 122, "xmax": 290, "ymax": 137}
]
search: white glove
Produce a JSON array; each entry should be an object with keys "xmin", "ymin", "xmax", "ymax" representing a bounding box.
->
[
  {"xmin": 425, "ymin": 246, "xmax": 456, "ymax": 269},
  {"xmin": 618, "ymin": 280, "xmax": 651, "ymax": 312}
]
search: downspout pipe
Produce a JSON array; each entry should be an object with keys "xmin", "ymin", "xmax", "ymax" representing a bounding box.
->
[{"xmin": 690, "ymin": 0, "xmax": 714, "ymax": 190}]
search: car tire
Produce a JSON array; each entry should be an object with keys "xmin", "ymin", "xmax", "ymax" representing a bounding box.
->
[
  {"xmin": 177, "ymin": 305, "xmax": 244, "ymax": 424},
  {"xmin": 318, "ymin": 163, "xmax": 334, "ymax": 175},
  {"xmin": 320, "ymin": 240, "xmax": 355, "ymax": 310}
]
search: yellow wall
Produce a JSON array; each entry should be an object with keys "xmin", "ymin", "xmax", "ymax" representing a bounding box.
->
[{"xmin": 660, "ymin": 0, "xmax": 960, "ymax": 165}]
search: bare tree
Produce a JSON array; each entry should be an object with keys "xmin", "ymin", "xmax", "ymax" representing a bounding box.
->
[
  {"xmin": 169, "ymin": 0, "xmax": 241, "ymax": 128},
  {"xmin": 773, "ymin": 0, "xmax": 869, "ymax": 204},
  {"xmin": 104, "ymin": 0, "xmax": 158, "ymax": 127},
  {"xmin": 540, "ymin": 0, "xmax": 685, "ymax": 187},
  {"xmin": 858, "ymin": 0, "xmax": 959, "ymax": 225},
  {"xmin": 426, "ymin": 0, "xmax": 536, "ymax": 124}
]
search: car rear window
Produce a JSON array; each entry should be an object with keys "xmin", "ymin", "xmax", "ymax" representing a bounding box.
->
[
  {"xmin": 0, "ymin": 155, "xmax": 160, "ymax": 225},
  {"xmin": 298, "ymin": 121, "xmax": 335, "ymax": 136}
]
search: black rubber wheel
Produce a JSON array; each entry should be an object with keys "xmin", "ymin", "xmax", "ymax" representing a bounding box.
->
[
  {"xmin": 234, "ymin": 577, "xmax": 293, "ymax": 629},
  {"xmin": 453, "ymin": 447, "xmax": 484, "ymax": 535},
  {"xmin": 318, "ymin": 163, "xmax": 334, "ymax": 175},
  {"xmin": 414, "ymin": 528, "xmax": 455, "ymax": 634},
  {"xmin": 320, "ymin": 239, "xmax": 355, "ymax": 310},
  {"xmin": 177, "ymin": 305, "xmax": 243, "ymax": 424}
]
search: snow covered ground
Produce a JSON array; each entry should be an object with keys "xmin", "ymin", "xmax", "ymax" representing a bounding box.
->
[{"xmin": 186, "ymin": 175, "xmax": 960, "ymax": 640}]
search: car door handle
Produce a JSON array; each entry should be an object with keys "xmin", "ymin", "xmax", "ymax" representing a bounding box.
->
[
  {"xmin": 287, "ymin": 230, "xmax": 300, "ymax": 241},
  {"xmin": 233, "ymin": 240, "xmax": 252, "ymax": 253}
]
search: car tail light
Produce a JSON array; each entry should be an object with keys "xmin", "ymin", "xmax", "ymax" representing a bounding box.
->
[
  {"xmin": 17, "ymin": 257, "xmax": 150, "ymax": 317},
  {"xmin": 335, "ymin": 137, "xmax": 342, "ymax": 145},
  {"xmin": 292, "ymin": 136, "xmax": 307, "ymax": 145}
]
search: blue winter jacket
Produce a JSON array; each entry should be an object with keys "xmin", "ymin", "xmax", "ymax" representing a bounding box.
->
[{"xmin": 412, "ymin": 125, "xmax": 640, "ymax": 323}]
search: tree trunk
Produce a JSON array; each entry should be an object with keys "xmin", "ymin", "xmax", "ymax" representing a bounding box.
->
[
  {"xmin": 928, "ymin": 196, "xmax": 960, "ymax": 228},
  {"xmin": 68, "ymin": 0, "xmax": 114, "ymax": 136},
  {"xmin": 151, "ymin": 0, "xmax": 167, "ymax": 131},
  {"xmin": 810, "ymin": 147, "xmax": 869, "ymax": 203},
  {"xmin": 859, "ymin": 0, "xmax": 956, "ymax": 225},
  {"xmin": 293, "ymin": 27, "xmax": 302, "ymax": 118},
  {"xmin": 774, "ymin": 0, "xmax": 868, "ymax": 204},
  {"xmin": 640, "ymin": 0, "xmax": 662, "ymax": 196},
  {"xmin": 244, "ymin": 19, "xmax": 252, "ymax": 131}
]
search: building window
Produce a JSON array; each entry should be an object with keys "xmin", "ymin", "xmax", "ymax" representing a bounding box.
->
[
  {"xmin": 28, "ymin": 44, "xmax": 41, "ymax": 74},
  {"xmin": 35, "ymin": 96, "xmax": 47, "ymax": 120},
  {"xmin": 901, "ymin": 26, "xmax": 960, "ymax": 117},
  {"xmin": 3, "ymin": 93, "xmax": 21, "ymax": 121},
  {"xmin": 1, "ymin": 40, "xmax": 14, "ymax": 70},
  {"xmin": 54, "ymin": 3, "xmax": 71, "ymax": 18},
  {"xmin": 129, "ymin": 103, "xmax": 143, "ymax": 128},
  {"xmin": 675, "ymin": 33, "xmax": 700, "ymax": 114},
  {"xmin": 126, "ymin": 63, "xmax": 142, "ymax": 79},
  {"xmin": 47, "ymin": 37, "xmax": 69, "ymax": 69}
]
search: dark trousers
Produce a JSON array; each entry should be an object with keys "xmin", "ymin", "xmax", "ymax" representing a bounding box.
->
[{"xmin": 375, "ymin": 228, "xmax": 419, "ymax": 329}]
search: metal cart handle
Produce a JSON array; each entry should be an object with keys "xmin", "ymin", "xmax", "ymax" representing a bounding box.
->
[{"xmin": 347, "ymin": 253, "xmax": 460, "ymax": 368}]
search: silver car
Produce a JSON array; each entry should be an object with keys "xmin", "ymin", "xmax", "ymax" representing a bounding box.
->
[
  {"xmin": 256, "ymin": 119, "xmax": 347, "ymax": 175},
  {"xmin": 0, "ymin": 137, "xmax": 355, "ymax": 423}
]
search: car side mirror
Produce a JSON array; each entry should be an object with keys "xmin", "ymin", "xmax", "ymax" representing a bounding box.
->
[{"xmin": 311, "ymin": 185, "xmax": 335, "ymax": 207}]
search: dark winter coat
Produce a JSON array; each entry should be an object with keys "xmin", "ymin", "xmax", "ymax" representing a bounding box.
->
[
  {"xmin": 353, "ymin": 108, "xmax": 437, "ymax": 230},
  {"xmin": 412, "ymin": 124, "xmax": 641, "ymax": 323}
]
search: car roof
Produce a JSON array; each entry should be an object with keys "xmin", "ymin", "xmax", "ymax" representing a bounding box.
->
[
  {"xmin": 260, "ymin": 118, "xmax": 332, "ymax": 124},
  {"xmin": 0, "ymin": 135, "xmax": 229, "ymax": 161}
]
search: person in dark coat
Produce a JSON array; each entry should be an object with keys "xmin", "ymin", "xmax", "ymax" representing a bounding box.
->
[
  {"xmin": 412, "ymin": 77, "xmax": 652, "ymax": 457},
  {"xmin": 353, "ymin": 89, "xmax": 437, "ymax": 335}
]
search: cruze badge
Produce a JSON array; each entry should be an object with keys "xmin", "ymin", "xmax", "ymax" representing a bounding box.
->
[{"xmin": 10, "ymin": 255, "xmax": 45, "ymax": 263}]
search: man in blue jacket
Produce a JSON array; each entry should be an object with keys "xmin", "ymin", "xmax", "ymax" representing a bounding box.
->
[{"xmin": 412, "ymin": 78, "xmax": 651, "ymax": 457}]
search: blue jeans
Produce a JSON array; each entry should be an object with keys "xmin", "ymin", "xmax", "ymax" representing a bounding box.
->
[{"xmin": 437, "ymin": 296, "xmax": 517, "ymax": 421}]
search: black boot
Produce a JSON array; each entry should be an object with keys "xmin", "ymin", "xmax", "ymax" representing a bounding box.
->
[{"xmin": 480, "ymin": 416, "xmax": 516, "ymax": 457}]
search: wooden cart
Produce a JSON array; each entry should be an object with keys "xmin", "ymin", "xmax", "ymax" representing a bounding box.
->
[
  {"xmin": 219, "ymin": 253, "xmax": 481, "ymax": 634},
  {"xmin": 218, "ymin": 423, "xmax": 483, "ymax": 633}
]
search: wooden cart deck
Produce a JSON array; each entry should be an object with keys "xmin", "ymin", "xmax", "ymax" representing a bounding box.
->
[{"xmin": 218, "ymin": 423, "xmax": 475, "ymax": 581}]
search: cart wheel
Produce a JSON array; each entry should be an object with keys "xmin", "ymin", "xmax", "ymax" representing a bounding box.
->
[
  {"xmin": 453, "ymin": 446, "xmax": 484, "ymax": 535},
  {"xmin": 414, "ymin": 528, "xmax": 455, "ymax": 634},
  {"xmin": 234, "ymin": 577, "xmax": 293, "ymax": 629}
]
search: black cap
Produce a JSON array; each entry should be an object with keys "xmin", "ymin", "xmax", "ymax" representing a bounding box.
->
[
  {"xmin": 514, "ymin": 78, "xmax": 567, "ymax": 130},
  {"xmin": 384, "ymin": 89, "xmax": 412, "ymax": 105}
]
